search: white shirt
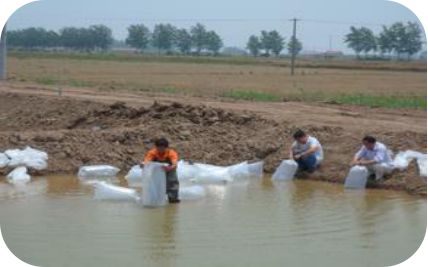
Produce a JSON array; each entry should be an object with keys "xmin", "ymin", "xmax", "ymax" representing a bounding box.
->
[
  {"xmin": 355, "ymin": 142, "xmax": 392, "ymax": 165},
  {"xmin": 292, "ymin": 136, "xmax": 324, "ymax": 163}
]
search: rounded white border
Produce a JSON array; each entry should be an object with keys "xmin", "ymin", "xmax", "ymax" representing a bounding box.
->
[{"xmin": 0, "ymin": 0, "xmax": 427, "ymax": 266}]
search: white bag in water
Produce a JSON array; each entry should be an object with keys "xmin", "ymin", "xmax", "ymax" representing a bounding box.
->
[
  {"xmin": 272, "ymin": 160, "xmax": 298, "ymax": 181},
  {"xmin": 0, "ymin": 153, "xmax": 10, "ymax": 168},
  {"xmin": 193, "ymin": 163, "xmax": 233, "ymax": 183},
  {"xmin": 6, "ymin": 166, "xmax": 31, "ymax": 184},
  {"xmin": 142, "ymin": 162, "xmax": 167, "ymax": 207},
  {"xmin": 344, "ymin": 166, "xmax": 369, "ymax": 189},
  {"xmin": 125, "ymin": 165, "xmax": 144, "ymax": 185},
  {"xmin": 78, "ymin": 165, "xmax": 120, "ymax": 178},
  {"xmin": 392, "ymin": 151, "xmax": 411, "ymax": 170},
  {"xmin": 247, "ymin": 161, "xmax": 264, "ymax": 178},
  {"xmin": 177, "ymin": 160, "xmax": 198, "ymax": 181},
  {"xmin": 179, "ymin": 185, "xmax": 206, "ymax": 200},
  {"xmin": 93, "ymin": 181, "xmax": 138, "ymax": 201}
]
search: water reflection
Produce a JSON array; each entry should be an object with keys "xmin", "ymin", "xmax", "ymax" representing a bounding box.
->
[{"xmin": 0, "ymin": 175, "xmax": 425, "ymax": 267}]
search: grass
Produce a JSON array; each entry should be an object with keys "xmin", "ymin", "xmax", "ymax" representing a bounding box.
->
[
  {"xmin": 222, "ymin": 90, "xmax": 282, "ymax": 102},
  {"xmin": 332, "ymin": 94, "xmax": 426, "ymax": 109}
]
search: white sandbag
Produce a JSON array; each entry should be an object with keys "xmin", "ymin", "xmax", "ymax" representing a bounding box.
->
[
  {"xmin": 6, "ymin": 146, "xmax": 48, "ymax": 170},
  {"xmin": 392, "ymin": 150, "xmax": 427, "ymax": 176},
  {"xmin": 0, "ymin": 153, "xmax": 10, "ymax": 168},
  {"xmin": 93, "ymin": 181, "xmax": 138, "ymax": 201},
  {"xmin": 392, "ymin": 151, "xmax": 411, "ymax": 170},
  {"xmin": 125, "ymin": 165, "xmax": 144, "ymax": 185},
  {"xmin": 193, "ymin": 163, "xmax": 233, "ymax": 183},
  {"xmin": 177, "ymin": 160, "xmax": 198, "ymax": 181},
  {"xmin": 272, "ymin": 160, "xmax": 298, "ymax": 181},
  {"xmin": 416, "ymin": 155, "xmax": 427, "ymax": 177},
  {"xmin": 227, "ymin": 161, "xmax": 250, "ymax": 179},
  {"xmin": 4, "ymin": 149, "xmax": 22, "ymax": 159},
  {"xmin": 6, "ymin": 166, "xmax": 31, "ymax": 184},
  {"xmin": 179, "ymin": 185, "xmax": 206, "ymax": 200},
  {"xmin": 247, "ymin": 161, "xmax": 264, "ymax": 178},
  {"xmin": 142, "ymin": 162, "xmax": 167, "ymax": 207},
  {"xmin": 78, "ymin": 165, "xmax": 120, "ymax": 178},
  {"xmin": 344, "ymin": 166, "xmax": 369, "ymax": 189}
]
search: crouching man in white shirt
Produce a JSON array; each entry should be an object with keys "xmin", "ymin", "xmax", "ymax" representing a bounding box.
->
[{"xmin": 352, "ymin": 135, "xmax": 394, "ymax": 181}]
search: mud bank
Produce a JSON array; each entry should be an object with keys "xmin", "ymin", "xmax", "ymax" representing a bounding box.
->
[{"xmin": 0, "ymin": 92, "xmax": 426, "ymax": 195}]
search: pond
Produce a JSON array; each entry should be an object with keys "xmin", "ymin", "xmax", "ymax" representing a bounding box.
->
[{"xmin": 0, "ymin": 175, "xmax": 426, "ymax": 267}]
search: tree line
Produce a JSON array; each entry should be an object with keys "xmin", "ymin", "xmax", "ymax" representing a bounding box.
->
[
  {"xmin": 246, "ymin": 31, "xmax": 302, "ymax": 57},
  {"xmin": 125, "ymin": 23, "xmax": 223, "ymax": 55},
  {"xmin": 7, "ymin": 23, "xmax": 224, "ymax": 56},
  {"xmin": 7, "ymin": 25, "xmax": 113, "ymax": 51},
  {"xmin": 345, "ymin": 22, "xmax": 424, "ymax": 60}
]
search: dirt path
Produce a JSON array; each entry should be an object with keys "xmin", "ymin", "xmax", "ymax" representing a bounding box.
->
[
  {"xmin": 1, "ymin": 82, "xmax": 426, "ymax": 134},
  {"xmin": 0, "ymin": 82, "xmax": 426, "ymax": 195}
]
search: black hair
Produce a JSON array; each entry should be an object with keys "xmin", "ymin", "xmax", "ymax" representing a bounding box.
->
[
  {"xmin": 293, "ymin": 129, "xmax": 306, "ymax": 139},
  {"xmin": 362, "ymin": 135, "xmax": 376, "ymax": 144},
  {"xmin": 155, "ymin": 138, "xmax": 169, "ymax": 147}
]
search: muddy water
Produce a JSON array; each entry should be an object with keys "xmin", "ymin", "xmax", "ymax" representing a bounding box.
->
[{"xmin": 0, "ymin": 176, "xmax": 426, "ymax": 267}]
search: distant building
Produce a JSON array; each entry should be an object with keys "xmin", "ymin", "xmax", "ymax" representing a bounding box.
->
[
  {"xmin": 221, "ymin": 47, "xmax": 248, "ymax": 56},
  {"xmin": 323, "ymin": 50, "xmax": 344, "ymax": 59}
]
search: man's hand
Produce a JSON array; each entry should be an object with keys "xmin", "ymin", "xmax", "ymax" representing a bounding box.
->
[
  {"xmin": 162, "ymin": 165, "xmax": 175, "ymax": 172},
  {"xmin": 294, "ymin": 153, "xmax": 302, "ymax": 160}
]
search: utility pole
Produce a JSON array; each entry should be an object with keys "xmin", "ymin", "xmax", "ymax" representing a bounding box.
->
[
  {"xmin": 0, "ymin": 24, "xmax": 6, "ymax": 80},
  {"xmin": 290, "ymin": 18, "xmax": 299, "ymax": 76}
]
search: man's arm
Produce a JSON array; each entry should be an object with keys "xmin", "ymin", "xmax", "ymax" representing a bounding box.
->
[
  {"xmin": 142, "ymin": 150, "xmax": 155, "ymax": 165},
  {"xmin": 301, "ymin": 144, "xmax": 320, "ymax": 158}
]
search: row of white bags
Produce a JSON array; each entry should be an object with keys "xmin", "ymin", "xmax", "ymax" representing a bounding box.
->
[{"xmin": 125, "ymin": 160, "xmax": 264, "ymax": 185}]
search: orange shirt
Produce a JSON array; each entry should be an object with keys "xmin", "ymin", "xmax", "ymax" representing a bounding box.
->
[{"xmin": 144, "ymin": 148, "xmax": 178, "ymax": 166}]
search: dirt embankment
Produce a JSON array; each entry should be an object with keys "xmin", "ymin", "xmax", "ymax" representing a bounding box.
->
[{"xmin": 0, "ymin": 92, "xmax": 426, "ymax": 195}]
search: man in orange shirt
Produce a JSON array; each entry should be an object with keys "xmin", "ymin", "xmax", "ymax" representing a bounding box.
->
[{"xmin": 143, "ymin": 138, "xmax": 180, "ymax": 203}]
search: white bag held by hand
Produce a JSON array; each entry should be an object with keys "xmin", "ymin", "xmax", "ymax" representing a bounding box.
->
[
  {"xmin": 6, "ymin": 166, "xmax": 31, "ymax": 184},
  {"xmin": 142, "ymin": 162, "xmax": 167, "ymax": 207},
  {"xmin": 344, "ymin": 166, "xmax": 369, "ymax": 189},
  {"xmin": 78, "ymin": 165, "xmax": 120, "ymax": 178},
  {"xmin": 272, "ymin": 160, "xmax": 298, "ymax": 181},
  {"xmin": 125, "ymin": 165, "xmax": 144, "ymax": 185}
]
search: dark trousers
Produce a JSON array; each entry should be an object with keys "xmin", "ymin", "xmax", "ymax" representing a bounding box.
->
[
  {"xmin": 166, "ymin": 169, "xmax": 179, "ymax": 201},
  {"xmin": 296, "ymin": 154, "xmax": 318, "ymax": 173}
]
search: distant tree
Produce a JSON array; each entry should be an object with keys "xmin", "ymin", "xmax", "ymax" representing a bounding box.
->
[
  {"xmin": 260, "ymin": 31, "xmax": 272, "ymax": 56},
  {"xmin": 190, "ymin": 23, "xmax": 208, "ymax": 55},
  {"xmin": 402, "ymin": 22, "xmax": 423, "ymax": 60},
  {"xmin": 89, "ymin": 25, "xmax": 113, "ymax": 50},
  {"xmin": 246, "ymin": 35, "xmax": 261, "ymax": 57},
  {"xmin": 378, "ymin": 22, "xmax": 422, "ymax": 60},
  {"xmin": 125, "ymin": 24, "xmax": 151, "ymax": 52},
  {"xmin": 60, "ymin": 27, "xmax": 89, "ymax": 50},
  {"xmin": 378, "ymin": 25, "xmax": 394, "ymax": 57},
  {"xmin": 345, "ymin": 26, "xmax": 376, "ymax": 58},
  {"xmin": 174, "ymin": 28, "xmax": 192, "ymax": 54},
  {"xmin": 287, "ymin": 36, "xmax": 302, "ymax": 56},
  {"xmin": 205, "ymin": 30, "xmax": 223, "ymax": 55},
  {"xmin": 151, "ymin": 23, "xmax": 177, "ymax": 54},
  {"xmin": 260, "ymin": 30, "xmax": 284, "ymax": 56}
]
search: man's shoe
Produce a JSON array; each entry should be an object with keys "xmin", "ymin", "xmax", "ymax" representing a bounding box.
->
[{"xmin": 169, "ymin": 199, "xmax": 181, "ymax": 204}]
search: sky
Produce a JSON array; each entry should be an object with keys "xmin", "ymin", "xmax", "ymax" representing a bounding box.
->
[{"xmin": 6, "ymin": 0, "xmax": 426, "ymax": 53}]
